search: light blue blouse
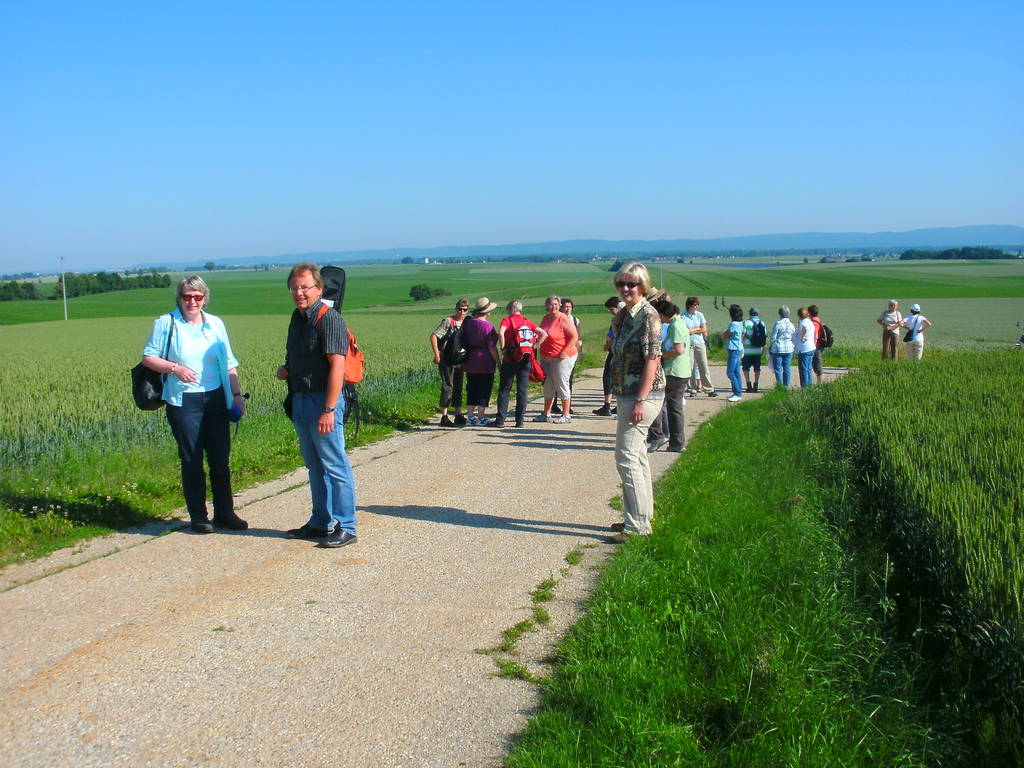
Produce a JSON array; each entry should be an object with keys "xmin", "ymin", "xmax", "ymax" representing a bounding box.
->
[
  {"xmin": 142, "ymin": 308, "xmax": 239, "ymax": 408},
  {"xmin": 725, "ymin": 320, "xmax": 744, "ymax": 352}
]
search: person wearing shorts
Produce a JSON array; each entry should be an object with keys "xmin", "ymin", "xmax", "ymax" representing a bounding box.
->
[{"xmin": 741, "ymin": 307, "xmax": 765, "ymax": 393}]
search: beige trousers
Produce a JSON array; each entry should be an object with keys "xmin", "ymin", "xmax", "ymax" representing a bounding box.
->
[{"xmin": 614, "ymin": 395, "xmax": 663, "ymax": 535}]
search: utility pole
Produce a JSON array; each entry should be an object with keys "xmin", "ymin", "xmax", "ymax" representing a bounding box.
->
[{"xmin": 59, "ymin": 255, "xmax": 68, "ymax": 320}]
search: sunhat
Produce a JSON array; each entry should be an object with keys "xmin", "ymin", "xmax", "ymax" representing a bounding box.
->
[{"xmin": 472, "ymin": 297, "xmax": 498, "ymax": 315}]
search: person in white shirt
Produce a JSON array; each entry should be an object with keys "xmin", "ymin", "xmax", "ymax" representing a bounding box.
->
[
  {"xmin": 900, "ymin": 303, "xmax": 932, "ymax": 360},
  {"xmin": 769, "ymin": 306, "xmax": 796, "ymax": 387},
  {"xmin": 795, "ymin": 307, "xmax": 817, "ymax": 388}
]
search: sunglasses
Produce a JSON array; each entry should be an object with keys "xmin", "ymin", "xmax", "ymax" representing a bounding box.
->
[
  {"xmin": 615, "ymin": 281, "xmax": 639, "ymax": 289},
  {"xmin": 182, "ymin": 293, "xmax": 205, "ymax": 302}
]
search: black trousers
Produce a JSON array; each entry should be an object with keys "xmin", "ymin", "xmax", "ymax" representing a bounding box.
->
[
  {"xmin": 497, "ymin": 355, "xmax": 531, "ymax": 424},
  {"xmin": 165, "ymin": 388, "xmax": 233, "ymax": 521}
]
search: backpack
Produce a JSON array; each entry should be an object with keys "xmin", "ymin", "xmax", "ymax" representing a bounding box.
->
[
  {"xmin": 441, "ymin": 318, "xmax": 469, "ymax": 366},
  {"xmin": 749, "ymin": 320, "xmax": 767, "ymax": 348},
  {"xmin": 819, "ymin": 324, "xmax": 834, "ymax": 349},
  {"xmin": 503, "ymin": 315, "xmax": 537, "ymax": 362}
]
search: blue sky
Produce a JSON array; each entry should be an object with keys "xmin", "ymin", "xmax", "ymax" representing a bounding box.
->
[{"xmin": 2, "ymin": 0, "xmax": 1021, "ymax": 273}]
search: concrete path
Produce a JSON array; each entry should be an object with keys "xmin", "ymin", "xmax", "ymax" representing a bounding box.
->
[{"xmin": 0, "ymin": 366, "xmax": 844, "ymax": 767}]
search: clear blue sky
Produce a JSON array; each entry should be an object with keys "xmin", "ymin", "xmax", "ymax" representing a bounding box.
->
[{"xmin": 2, "ymin": 0, "xmax": 1022, "ymax": 273}]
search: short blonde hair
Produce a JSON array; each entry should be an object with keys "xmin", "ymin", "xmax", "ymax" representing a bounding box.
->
[
  {"xmin": 614, "ymin": 262, "xmax": 653, "ymax": 295},
  {"xmin": 176, "ymin": 275, "xmax": 209, "ymax": 311},
  {"xmin": 287, "ymin": 261, "xmax": 322, "ymax": 289}
]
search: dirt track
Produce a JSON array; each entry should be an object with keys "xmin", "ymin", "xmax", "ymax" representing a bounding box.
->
[{"xmin": 0, "ymin": 366, "xmax": 845, "ymax": 767}]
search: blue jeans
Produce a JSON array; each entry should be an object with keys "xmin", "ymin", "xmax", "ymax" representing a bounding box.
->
[
  {"xmin": 291, "ymin": 391, "xmax": 357, "ymax": 534},
  {"xmin": 798, "ymin": 351, "xmax": 815, "ymax": 388},
  {"xmin": 771, "ymin": 353, "xmax": 792, "ymax": 387},
  {"xmin": 726, "ymin": 349, "xmax": 743, "ymax": 397}
]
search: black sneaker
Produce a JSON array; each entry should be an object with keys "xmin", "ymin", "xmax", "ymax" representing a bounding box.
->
[
  {"xmin": 321, "ymin": 528, "xmax": 357, "ymax": 549},
  {"xmin": 592, "ymin": 404, "xmax": 612, "ymax": 416},
  {"xmin": 287, "ymin": 524, "xmax": 331, "ymax": 539},
  {"xmin": 453, "ymin": 414, "xmax": 467, "ymax": 426},
  {"xmin": 609, "ymin": 522, "xmax": 625, "ymax": 532},
  {"xmin": 488, "ymin": 419, "xmax": 505, "ymax": 427},
  {"xmin": 439, "ymin": 415, "xmax": 454, "ymax": 427},
  {"xmin": 212, "ymin": 512, "xmax": 249, "ymax": 530},
  {"xmin": 745, "ymin": 384, "xmax": 753, "ymax": 393},
  {"xmin": 189, "ymin": 521, "xmax": 214, "ymax": 534},
  {"xmin": 752, "ymin": 382, "xmax": 759, "ymax": 392},
  {"xmin": 551, "ymin": 404, "xmax": 562, "ymax": 415}
]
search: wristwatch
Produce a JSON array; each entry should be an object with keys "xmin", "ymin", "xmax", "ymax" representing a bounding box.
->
[{"xmin": 323, "ymin": 405, "xmax": 335, "ymax": 413}]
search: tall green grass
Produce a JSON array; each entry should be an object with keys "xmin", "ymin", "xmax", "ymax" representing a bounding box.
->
[
  {"xmin": 0, "ymin": 311, "xmax": 441, "ymax": 565},
  {"xmin": 799, "ymin": 352, "xmax": 1024, "ymax": 764},
  {"xmin": 507, "ymin": 390, "xmax": 958, "ymax": 766}
]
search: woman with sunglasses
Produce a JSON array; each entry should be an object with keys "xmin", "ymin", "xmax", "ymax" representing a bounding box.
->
[
  {"xmin": 608, "ymin": 263, "xmax": 665, "ymax": 541},
  {"xmin": 140, "ymin": 275, "xmax": 248, "ymax": 533}
]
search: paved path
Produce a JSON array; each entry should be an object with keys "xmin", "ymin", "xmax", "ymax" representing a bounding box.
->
[{"xmin": 0, "ymin": 366, "xmax": 844, "ymax": 767}]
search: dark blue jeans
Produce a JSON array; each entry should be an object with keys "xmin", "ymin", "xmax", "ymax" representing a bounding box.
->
[
  {"xmin": 497, "ymin": 355, "xmax": 531, "ymax": 424},
  {"xmin": 165, "ymin": 387, "xmax": 233, "ymax": 521}
]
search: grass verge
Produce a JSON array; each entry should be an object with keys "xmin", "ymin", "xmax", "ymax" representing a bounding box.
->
[
  {"xmin": 0, "ymin": 370, "xmax": 440, "ymax": 567},
  {"xmin": 506, "ymin": 389, "xmax": 960, "ymax": 767}
]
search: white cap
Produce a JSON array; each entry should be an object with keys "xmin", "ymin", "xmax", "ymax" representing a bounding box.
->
[{"xmin": 910, "ymin": 303, "xmax": 921, "ymax": 312}]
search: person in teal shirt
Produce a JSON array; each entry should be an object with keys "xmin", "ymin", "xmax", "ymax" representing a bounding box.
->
[{"xmin": 722, "ymin": 304, "xmax": 745, "ymax": 402}]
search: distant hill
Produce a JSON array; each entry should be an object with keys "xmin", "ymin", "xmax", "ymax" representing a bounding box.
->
[{"xmin": 146, "ymin": 225, "xmax": 1024, "ymax": 270}]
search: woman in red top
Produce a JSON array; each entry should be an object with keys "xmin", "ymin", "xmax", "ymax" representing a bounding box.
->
[{"xmin": 535, "ymin": 294, "xmax": 579, "ymax": 424}]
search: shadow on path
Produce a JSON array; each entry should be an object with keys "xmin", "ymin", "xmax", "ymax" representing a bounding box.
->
[{"xmin": 364, "ymin": 504, "xmax": 609, "ymax": 540}]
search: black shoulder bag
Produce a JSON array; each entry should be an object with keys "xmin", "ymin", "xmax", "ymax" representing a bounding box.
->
[{"xmin": 131, "ymin": 314, "xmax": 175, "ymax": 410}]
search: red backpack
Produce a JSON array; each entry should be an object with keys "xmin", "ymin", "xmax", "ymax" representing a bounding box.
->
[{"xmin": 503, "ymin": 315, "xmax": 538, "ymax": 362}]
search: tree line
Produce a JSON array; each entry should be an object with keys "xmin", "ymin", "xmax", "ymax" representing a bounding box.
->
[
  {"xmin": 899, "ymin": 246, "xmax": 1016, "ymax": 260},
  {"xmin": 0, "ymin": 271, "xmax": 172, "ymax": 302}
]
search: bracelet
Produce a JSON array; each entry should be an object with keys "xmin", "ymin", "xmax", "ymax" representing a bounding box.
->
[
  {"xmin": 232, "ymin": 391, "xmax": 241, "ymax": 396},
  {"xmin": 170, "ymin": 363, "xmax": 177, "ymax": 374}
]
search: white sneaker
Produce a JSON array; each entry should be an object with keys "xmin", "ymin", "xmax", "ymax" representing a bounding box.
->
[
  {"xmin": 477, "ymin": 416, "xmax": 491, "ymax": 426},
  {"xmin": 552, "ymin": 414, "xmax": 572, "ymax": 424},
  {"xmin": 466, "ymin": 415, "xmax": 480, "ymax": 425},
  {"xmin": 726, "ymin": 395, "xmax": 742, "ymax": 402},
  {"xmin": 533, "ymin": 413, "xmax": 549, "ymax": 422}
]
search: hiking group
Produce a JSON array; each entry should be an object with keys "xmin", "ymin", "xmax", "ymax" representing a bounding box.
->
[{"xmin": 139, "ymin": 259, "xmax": 935, "ymax": 550}]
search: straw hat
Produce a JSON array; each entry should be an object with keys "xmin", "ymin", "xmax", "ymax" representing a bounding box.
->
[{"xmin": 472, "ymin": 297, "xmax": 497, "ymax": 315}]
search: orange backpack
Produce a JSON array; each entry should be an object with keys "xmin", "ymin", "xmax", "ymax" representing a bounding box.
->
[{"xmin": 315, "ymin": 304, "xmax": 365, "ymax": 384}]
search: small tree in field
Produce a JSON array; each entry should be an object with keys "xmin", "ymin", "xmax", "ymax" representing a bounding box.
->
[{"xmin": 409, "ymin": 284, "xmax": 431, "ymax": 301}]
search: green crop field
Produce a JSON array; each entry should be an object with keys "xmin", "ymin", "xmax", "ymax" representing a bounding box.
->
[{"xmin": 2, "ymin": 258, "xmax": 1021, "ymax": 561}]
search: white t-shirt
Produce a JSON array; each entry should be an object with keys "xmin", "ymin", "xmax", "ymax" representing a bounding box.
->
[
  {"xmin": 904, "ymin": 314, "xmax": 928, "ymax": 343},
  {"xmin": 796, "ymin": 317, "xmax": 817, "ymax": 354}
]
